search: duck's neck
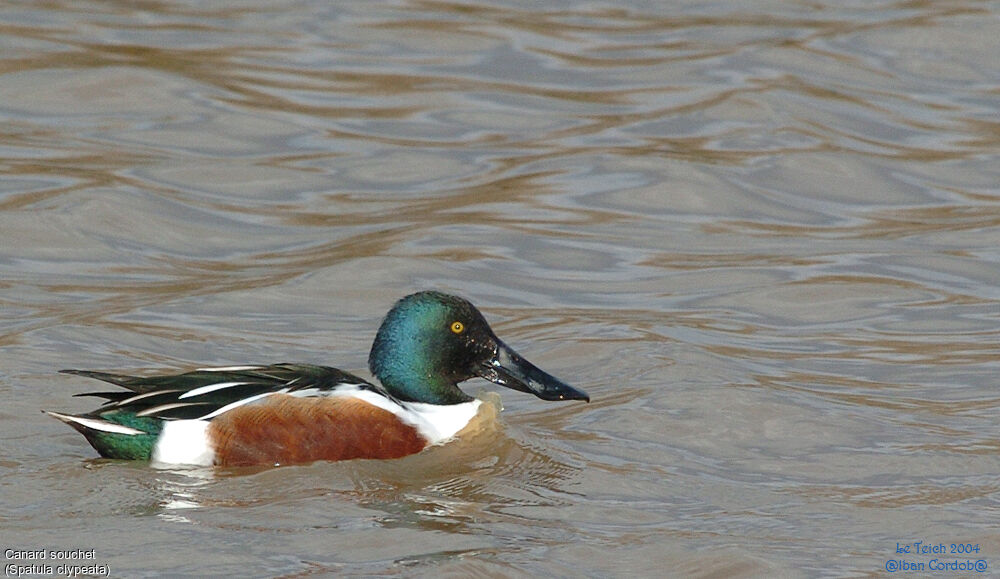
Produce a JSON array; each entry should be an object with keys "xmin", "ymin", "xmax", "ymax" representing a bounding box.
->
[{"xmin": 370, "ymin": 353, "xmax": 472, "ymax": 405}]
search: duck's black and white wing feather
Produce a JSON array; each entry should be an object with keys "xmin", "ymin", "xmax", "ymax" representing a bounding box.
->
[{"xmin": 61, "ymin": 363, "xmax": 386, "ymax": 421}]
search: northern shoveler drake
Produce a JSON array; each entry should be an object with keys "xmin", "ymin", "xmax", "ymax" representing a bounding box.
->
[{"xmin": 45, "ymin": 291, "xmax": 589, "ymax": 467}]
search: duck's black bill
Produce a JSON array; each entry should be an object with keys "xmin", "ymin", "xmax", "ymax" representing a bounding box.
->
[{"xmin": 478, "ymin": 340, "xmax": 589, "ymax": 402}]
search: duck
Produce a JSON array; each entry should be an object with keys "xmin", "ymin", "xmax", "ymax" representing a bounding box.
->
[{"xmin": 45, "ymin": 291, "xmax": 589, "ymax": 466}]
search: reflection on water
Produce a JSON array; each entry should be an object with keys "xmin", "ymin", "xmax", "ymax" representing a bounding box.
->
[{"xmin": 2, "ymin": 0, "xmax": 999, "ymax": 576}]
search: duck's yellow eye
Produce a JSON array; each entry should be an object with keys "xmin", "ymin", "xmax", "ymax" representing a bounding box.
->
[{"xmin": 450, "ymin": 321, "xmax": 465, "ymax": 334}]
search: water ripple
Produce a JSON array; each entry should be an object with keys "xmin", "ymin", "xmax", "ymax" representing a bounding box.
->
[{"xmin": 2, "ymin": 0, "xmax": 999, "ymax": 576}]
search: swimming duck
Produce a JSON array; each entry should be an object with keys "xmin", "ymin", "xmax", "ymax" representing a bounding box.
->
[{"xmin": 45, "ymin": 291, "xmax": 589, "ymax": 466}]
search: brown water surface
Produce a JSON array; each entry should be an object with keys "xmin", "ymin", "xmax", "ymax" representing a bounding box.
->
[{"xmin": 1, "ymin": 1, "xmax": 999, "ymax": 576}]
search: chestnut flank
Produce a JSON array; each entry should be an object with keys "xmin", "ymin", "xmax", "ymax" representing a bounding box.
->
[{"xmin": 208, "ymin": 394, "xmax": 427, "ymax": 466}]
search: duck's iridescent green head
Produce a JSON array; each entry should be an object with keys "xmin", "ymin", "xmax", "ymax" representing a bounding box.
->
[{"xmin": 368, "ymin": 291, "xmax": 589, "ymax": 406}]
